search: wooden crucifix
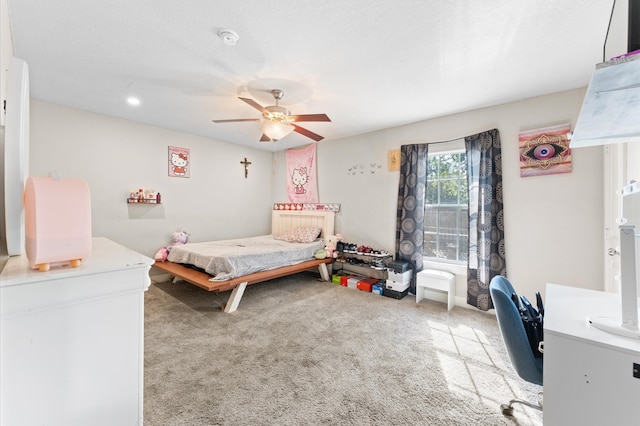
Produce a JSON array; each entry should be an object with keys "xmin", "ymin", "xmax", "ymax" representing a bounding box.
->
[{"xmin": 240, "ymin": 157, "xmax": 252, "ymax": 178}]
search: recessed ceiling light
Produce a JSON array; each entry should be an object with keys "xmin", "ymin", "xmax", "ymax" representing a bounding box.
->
[{"xmin": 127, "ymin": 96, "xmax": 141, "ymax": 106}]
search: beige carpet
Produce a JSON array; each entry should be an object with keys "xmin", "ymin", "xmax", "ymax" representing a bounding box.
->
[{"xmin": 144, "ymin": 271, "xmax": 543, "ymax": 426}]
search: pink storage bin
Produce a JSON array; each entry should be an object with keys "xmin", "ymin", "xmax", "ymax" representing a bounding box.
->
[{"xmin": 24, "ymin": 175, "xmax": 92, "ymax": 271}]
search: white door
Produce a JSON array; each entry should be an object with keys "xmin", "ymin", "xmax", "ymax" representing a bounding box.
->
[
  {"xmin": 604, "ymin": 143, "xmax": 640, "ymax": 293},
  {"xmin": 604, "ymin": 144, "xmax": 625, "ymax": 293}
]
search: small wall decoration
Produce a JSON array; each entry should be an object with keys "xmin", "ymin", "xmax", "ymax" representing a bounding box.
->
[
  {"xmin": 388, "ymin": 150, "xmax": 401, "ymax": 171},
  {"xmin": 370, "ymin": 162, "xmax": 383, "ymax": 174},
  {"xmin": 240, "ymin": 157, "xmax": 252, "ymax": 178},
  {"xmin": 519, "ymin": 123, "xmax": 572, "ymax": 178},
  {"xmin": 168, "ymin": 146, "xmax": 190, "ymax": 178},
  {"xmin": 347, "ymin": 164, "xmax": 364, "ymax": 176},
  {"xmin": 346, "ymin": 163, "xmax": 382, "ymax": 176}
]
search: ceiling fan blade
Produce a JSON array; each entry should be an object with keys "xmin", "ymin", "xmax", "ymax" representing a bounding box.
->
[
  {"xmin": 289, "ymin": 113, "xmax": 331, "ymax": 122},
  {"xmin": 292, "ymin": 124, "xmax": 324, "ymax": 142},
  {"xmin": 239, "ymin": 97, "xmax": 267, "ymax": 113},
  {"xmin": 212, "ymin": 118, "xmax": 260, "ymax": 123},
  {"xmin": 259, "ymin": 134, "xmax": 271, "ymax": 142}
]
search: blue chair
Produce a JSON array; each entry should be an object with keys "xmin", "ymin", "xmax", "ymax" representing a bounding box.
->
[{"xmin": 489, "ymin": 275, "xmax": 543, "ymax": 416}]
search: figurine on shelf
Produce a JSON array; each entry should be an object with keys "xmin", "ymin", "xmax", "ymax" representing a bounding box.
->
[{"xmin": 154, "ymin": 230, "xmax": 189, "ymax": 262}]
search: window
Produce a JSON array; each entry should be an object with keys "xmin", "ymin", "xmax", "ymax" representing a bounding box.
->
[{"xmin": 424, "ymin": 151, "xmax": 468, "ymax": 263}]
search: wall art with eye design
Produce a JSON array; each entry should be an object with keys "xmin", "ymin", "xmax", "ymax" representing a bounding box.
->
[{"xmin": 518, "ymin": 123, "xmax": 572, "ymax": 178}]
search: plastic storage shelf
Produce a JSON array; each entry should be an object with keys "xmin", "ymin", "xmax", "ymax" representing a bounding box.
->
[{"xmin": 334, "ymin": 250, "xmax": 391, "ymax": 280}]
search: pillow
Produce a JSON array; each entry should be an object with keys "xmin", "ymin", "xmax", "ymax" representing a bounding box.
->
[{"xmin": 275, "ymin": 226, "xmax": 322, "ymax": 243}]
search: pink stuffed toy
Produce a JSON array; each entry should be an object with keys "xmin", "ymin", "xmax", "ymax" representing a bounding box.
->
[{"xmin": 154, "ymin": 230, "xmax": 189, "ymax": 262}]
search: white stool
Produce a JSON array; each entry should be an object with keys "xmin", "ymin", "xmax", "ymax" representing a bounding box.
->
[{"xmin": 416, "ymin": 269, "xmax": 455, "ymax": 311}]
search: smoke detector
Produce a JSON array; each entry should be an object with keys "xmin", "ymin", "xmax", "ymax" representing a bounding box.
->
[{"xmin": 218, "ymin": 29, "xmax": 239, "ymax": 46}]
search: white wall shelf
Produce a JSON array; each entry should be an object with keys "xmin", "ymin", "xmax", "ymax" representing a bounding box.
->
[{"xmin": 127, "ymin": 197, "xmax": 161, "ymax": 204}]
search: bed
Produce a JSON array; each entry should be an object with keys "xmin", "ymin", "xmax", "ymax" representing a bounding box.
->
[{"xmin": 153, "ymin": 210, "xmax": 335, "ymax": 313}]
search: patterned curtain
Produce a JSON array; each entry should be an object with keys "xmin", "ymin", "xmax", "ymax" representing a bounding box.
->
[
  {"xmin": 395, "ymin": 144, "xmax": 428, "ymax": 294},
  {"xmin": 465, "ymin": 129, "xmax": 506, "ymax": 311}
]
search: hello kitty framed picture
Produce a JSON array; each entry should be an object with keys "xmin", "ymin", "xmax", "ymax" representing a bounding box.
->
[{"xmin": 168, "ymin": 146, "xmax": 190, "ymax": 178}]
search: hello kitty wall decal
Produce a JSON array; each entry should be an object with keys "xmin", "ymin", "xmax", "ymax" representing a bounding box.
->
[{"xmin": 285, "ymin": 144, "xmax": 318, "ymax": 203}]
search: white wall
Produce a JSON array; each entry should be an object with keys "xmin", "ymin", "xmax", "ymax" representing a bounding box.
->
[
  {"xmin": 272, "ymin": 88, "xmax": 604, "ymax": 303},
  {"xmin": 28, "ymin": 100, "xmax": 275, "ymax": 257},
  {"xmin": 26, "ymin": 89, "xmax": 604, "ymax": 307}
]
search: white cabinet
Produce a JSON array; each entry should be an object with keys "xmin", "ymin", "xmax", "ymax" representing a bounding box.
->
[
  {"xmin": 544, "ymin": 284, "xmax": 640, "ymax": 425},
  {"xmin": 0, "ymin": 237, "xmax": 153, "ymax": 426}
]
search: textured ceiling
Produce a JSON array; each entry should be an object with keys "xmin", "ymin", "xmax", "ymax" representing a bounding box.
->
[{"xmin": 7, "ymin": 0, "xmax": 618, "ymax": 151}]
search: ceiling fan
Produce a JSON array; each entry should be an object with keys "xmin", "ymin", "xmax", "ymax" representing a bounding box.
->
[{"xmin": 213, "ymin": 89, "xmax": 331, "ymax": 142}]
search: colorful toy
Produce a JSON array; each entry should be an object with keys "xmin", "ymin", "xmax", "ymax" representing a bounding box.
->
[{"xmin": 154, "ymin": 230, "xmax": 189, "ymax": 262}]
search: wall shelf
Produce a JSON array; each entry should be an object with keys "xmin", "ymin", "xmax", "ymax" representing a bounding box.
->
[{"xmin": 127, "ymin": 198, "xmax": 161, "ymax": 204}]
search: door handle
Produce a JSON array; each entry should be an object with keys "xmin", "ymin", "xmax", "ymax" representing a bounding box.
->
[{"xmin": 608, "ymin": 247, "xmax": 620, "ymax": 256}]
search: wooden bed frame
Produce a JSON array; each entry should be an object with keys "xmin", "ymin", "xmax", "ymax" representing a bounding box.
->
[{"xmin": 153, "ymin": 210, "xmax": 335, "ymax": 313}]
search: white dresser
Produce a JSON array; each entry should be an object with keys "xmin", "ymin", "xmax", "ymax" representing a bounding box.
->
[
  {"xmin": 0, "ymin": 237, "xmax": 153, "ymax": 426},
  {"xmin": 544, "ymin": 284, "xmax": 640, "ymax": 425}
]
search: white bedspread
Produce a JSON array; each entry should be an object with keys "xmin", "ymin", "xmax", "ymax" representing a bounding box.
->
[{"xmin": 166, "ymin": 235, "xmax": 325, "ymax": 281}]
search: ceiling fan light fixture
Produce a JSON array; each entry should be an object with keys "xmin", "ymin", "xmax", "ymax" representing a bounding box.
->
[
  {"xmin": 214, "ymin": 88, "xmax": 328, "ymax": 143},
  {"xmin": 263, "ymin": 105, "xmax": 291, "ymax": 123},
  {"xmin": 260, "ymin": 120, "xmax": 294, "ymax": 141}
]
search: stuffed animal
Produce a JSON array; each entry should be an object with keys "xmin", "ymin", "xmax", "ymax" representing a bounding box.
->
[
  {"xmin": 154, "ymin": 230, "xmax": 189, "ymax": 262},
  {"xmin": 324, "ymin": 234, "xmax": 339, "ymax": 259},
  {"xmin": 314, "ymin": 248, "xmax": 327, "ymax": 259}
]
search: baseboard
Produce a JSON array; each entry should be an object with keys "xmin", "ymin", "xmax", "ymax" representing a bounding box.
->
[{"xmin": 454, "ymin": 295, "xmax": 496, "ymax": 315}]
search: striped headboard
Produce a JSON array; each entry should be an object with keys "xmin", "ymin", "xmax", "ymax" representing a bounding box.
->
[{"xmin": 272, "ymin": 210, "xmax": 336, "ymax": 238}]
